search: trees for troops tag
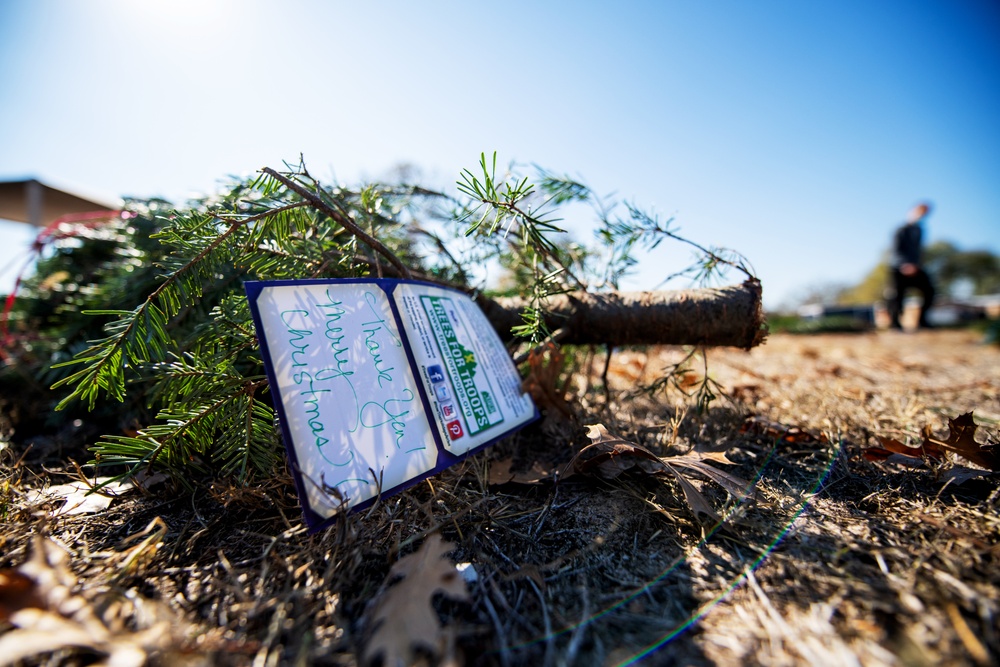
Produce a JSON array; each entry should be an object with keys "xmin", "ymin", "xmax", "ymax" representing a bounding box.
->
[{"xmin": 245, "ymin": 278, "xmax": 538, "ymax": 531}]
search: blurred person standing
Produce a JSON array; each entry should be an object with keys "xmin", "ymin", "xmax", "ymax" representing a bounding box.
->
[{"xmin": 888, "ymin": 202, "xmax": 935, "ymax": 330}]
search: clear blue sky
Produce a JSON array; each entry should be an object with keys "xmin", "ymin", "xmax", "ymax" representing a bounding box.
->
[{"xmin": 1, "ymin": 0, "xmax": 998, "ymax": 308}]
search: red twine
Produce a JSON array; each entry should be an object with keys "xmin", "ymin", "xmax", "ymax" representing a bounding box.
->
[{"xmin": 1, "ymin": 209, "xmax": 132, "ymax": 356}]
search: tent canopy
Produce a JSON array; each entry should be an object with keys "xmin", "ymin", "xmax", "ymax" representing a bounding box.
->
[{"xmin": 0, "ymin": 179, "xmax": 118, "ymax": 228}]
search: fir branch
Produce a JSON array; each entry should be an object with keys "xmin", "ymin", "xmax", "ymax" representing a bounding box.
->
[
  {"xmin": 457, "ymin": 152, "xmax": 587, "ymax": 291},
  {"xmin": 410, "ymin": 225, "xmax": 471, "ymax": 287},
  {"xmin": 261, "ymin": 167, "xmax": 413, "ymax": 280},
  {"xmin": 51, "ymin": 202, "xmax": 309, "ymax": 409},
  {"xmin": 616, "ymin": 203, "xmax": 756, "ymax": 286},
  {"xmin": 95, "ymin": 378, "xmax": 269, "ymax": 478}
]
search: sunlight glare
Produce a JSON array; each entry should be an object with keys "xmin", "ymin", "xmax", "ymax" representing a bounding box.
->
[{"xmin": 114, "ymin": 0, "xmax": 236, "ymax": 35}]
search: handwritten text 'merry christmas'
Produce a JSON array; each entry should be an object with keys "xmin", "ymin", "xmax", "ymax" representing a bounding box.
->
[{"xmin": 278, "ymin": 289, "xmax": 419, "ymax": 466}]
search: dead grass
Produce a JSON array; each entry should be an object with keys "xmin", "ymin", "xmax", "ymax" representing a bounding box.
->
[{"xmin": 1, "ymin": 329, "xmax": 998, "ymax": 666}]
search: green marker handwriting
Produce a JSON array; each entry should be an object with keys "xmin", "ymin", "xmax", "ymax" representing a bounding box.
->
[
  {"xmin": 360, "ymin": 389, "xmax": 415, "ymax": 449},
  {"xmin": 278, "ymin": 290, "xmax": 416, "ymax": 467},
  {"xmin": 361, "ymin": 290, "xmax": 402, "ymax": 388}
]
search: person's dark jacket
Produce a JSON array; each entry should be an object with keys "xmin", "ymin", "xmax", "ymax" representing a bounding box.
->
[{"xmin": 891, "ymin": 222, "xmax": 922, "ymax": 268}]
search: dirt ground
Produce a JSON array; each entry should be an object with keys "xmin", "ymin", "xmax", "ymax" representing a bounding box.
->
[{"xmin": 1, "ymin": 328, "xmax": 998, "ymax": 666}]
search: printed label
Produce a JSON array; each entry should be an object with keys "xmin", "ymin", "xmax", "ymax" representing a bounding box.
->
[{"xmin": 420, "ymin": 295, "xmax": 505, "ymax": 436}]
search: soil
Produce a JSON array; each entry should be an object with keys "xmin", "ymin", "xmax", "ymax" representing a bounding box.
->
[{"xmin": 1, "ymin": 329, "xmax": 998, "ymax": 666}]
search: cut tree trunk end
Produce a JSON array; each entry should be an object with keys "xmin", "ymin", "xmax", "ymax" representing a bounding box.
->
[{"xmin": 482, "ymin": 279, "xmax": 767, "ymax": 349}]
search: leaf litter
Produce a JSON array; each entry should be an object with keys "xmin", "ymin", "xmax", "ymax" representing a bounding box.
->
[
  {"xmin": 0, "ymin": 534, "xmax": 190, "ymax": 667},
  {"xmin": 564, "ymin": 423, "xmax": 752, "ymax": 524},
  {"xmin": 490, "ymin": 422, "xmax": 752, "ymax": 524},
  {"xmin": 363, "ymin": 534, "xmax": 470, "ymax": 667},
  {"xmin": 0, "ymin": 328, "xmax": 998, "ymax": 665},
  {"xmin": 21, "ymin": 471, "xmax": 168, "ymax": 517},
  {"xmin": 863, "ymin": 411, "xmax": 999, "ymax": 473}
]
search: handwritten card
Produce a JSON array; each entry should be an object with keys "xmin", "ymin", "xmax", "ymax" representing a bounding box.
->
[{"xmin": 245, "ymin": 278, "xmax": 538, "ymax": 531}]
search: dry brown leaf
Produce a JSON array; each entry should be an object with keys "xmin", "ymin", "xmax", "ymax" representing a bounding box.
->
[
  {"xmin": 488, "ymin": 458, "xmax": 555, "ymax": 485},
  {"xmin": 862, "ymin": 435, "xmax": 944, "ymax": 464},
  {"xmin": 940, "ymin": 465, "xmax": 995, "ymax": 486},
  {"xmin": 364, "ymin": 534, "xmax": 470, "ymax": 667},
  {"xmin": 662, "ymin": 463, "xmax": 722, "ymax": 524},
  {"xmin": 925, "ymin": 412, "xmax": 999, "ymax": 472},
  {"xmin": 0, "ymin": 570, "xmax": 43, "ymax": 623},
  {"xmin": 691, "ymin": 449, "xmax": 739, "ymax": 465},
  {"xmin": 22, "ymin": 479, "xmax": 117, "ymax": 516},
  {"xmin": 864, "ymin": 413, "xmax": 997, "ymax": 472},
  {"xmin": 567, "ymin": 424, "xmax": 665, "ymax": 479},
  {"xmin": 566, "ymin": 424, "xmax": 752, "ymax": 524},
  {"xmin": 667, "ymin": 454, "xmax": 750, "ymax": 500},
  {"xmin": 0, "ymin": 536, "xmax": 174, "ymax": 667},
  {"xmin": 22, "ymin": 473, "xmax": 168, "ymax": 517}
]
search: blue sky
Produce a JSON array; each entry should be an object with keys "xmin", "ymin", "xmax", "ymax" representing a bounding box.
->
[{"xmin": 1, "ymin": 0, "xmax": 998, "ymax": 309}]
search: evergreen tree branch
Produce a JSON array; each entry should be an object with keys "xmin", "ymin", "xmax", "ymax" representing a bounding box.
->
[
  {"xmin": 144, "ymin": 379, "xmax": 267, "ymax": 468},
  {"xmin": 410, "ymin": 224, "xmax": 472, "ymax": 287},
  {"xmin": 261, "ymin": 167, "xmax": 413, "ymax": 280},
  {"xmin": 51, "ymin": 202, "xmax": 309, "ymax": 409}
]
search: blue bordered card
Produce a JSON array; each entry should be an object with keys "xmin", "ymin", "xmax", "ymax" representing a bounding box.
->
[{"xmin": 245, "ymin": 278, "xmax": 538, "ymax": 532}]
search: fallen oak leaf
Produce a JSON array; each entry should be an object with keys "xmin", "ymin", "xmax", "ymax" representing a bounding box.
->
[
  {"xmin": 564, "ymin": 424, "xmax": 752, "ymax": 524},
  {"xmin": 23, "ymin": 479, "xmax": 119, "ymax": 516},
  {"xmin": 884, "ymin": 453, "xmax": 932, "ymax": 468},
  {"xmin": 8, "ymin": 536, "xmax": 78, "ymax": 615},
  {"xmin": 363, "ymin": 534, "xmax": 471, "ymax": 667},
  {"xmin": 688, "ymin": 448, "xmax": 739, "ymax": 465},
  {"xmin": 661, "ymin": 464, "xmax": 722, "ymax": 524},
  {"xmin": 862, "ymin": 435, "xmax": 944, "ymax": 465},
  {"xmin": 0, "ymin": 570, "xmax": 44, "ymax": 622},
  {"xmin": 864, "ymin": 413, "xmax": 998, "ymax": 472},
  {"xmin": 565, "ymin": 438, "xmax": 722, "ymax": 524},
  {"xmin": 666, "ymin": 453, "xmax": 751, "ymax": 501},
  {"xmin": 565, "ymin": 424, "xmax": 665, "ymax": 479},
  {"xmin": 0, "ymin": 536, "xmax": 173, "ymax": 667},
  {"xmin": 924, "ymin": 412, "xmax": 999, "ymax": 472},
  {"xmin": 940, "ymin": 465, "xmax": 996, "ymax": 486},
  {"xmin": 22, "ymin": 472, "xmax": 169, "ymax": 517},
  {"xmin": 579, "ymin": 442, "xmax": 662, "ymax": 479}
]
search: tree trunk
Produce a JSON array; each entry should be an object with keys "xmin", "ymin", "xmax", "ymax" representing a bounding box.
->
[{"xmin": 481, "ymin": 279, "xmax": 767, "ymax": 349}]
